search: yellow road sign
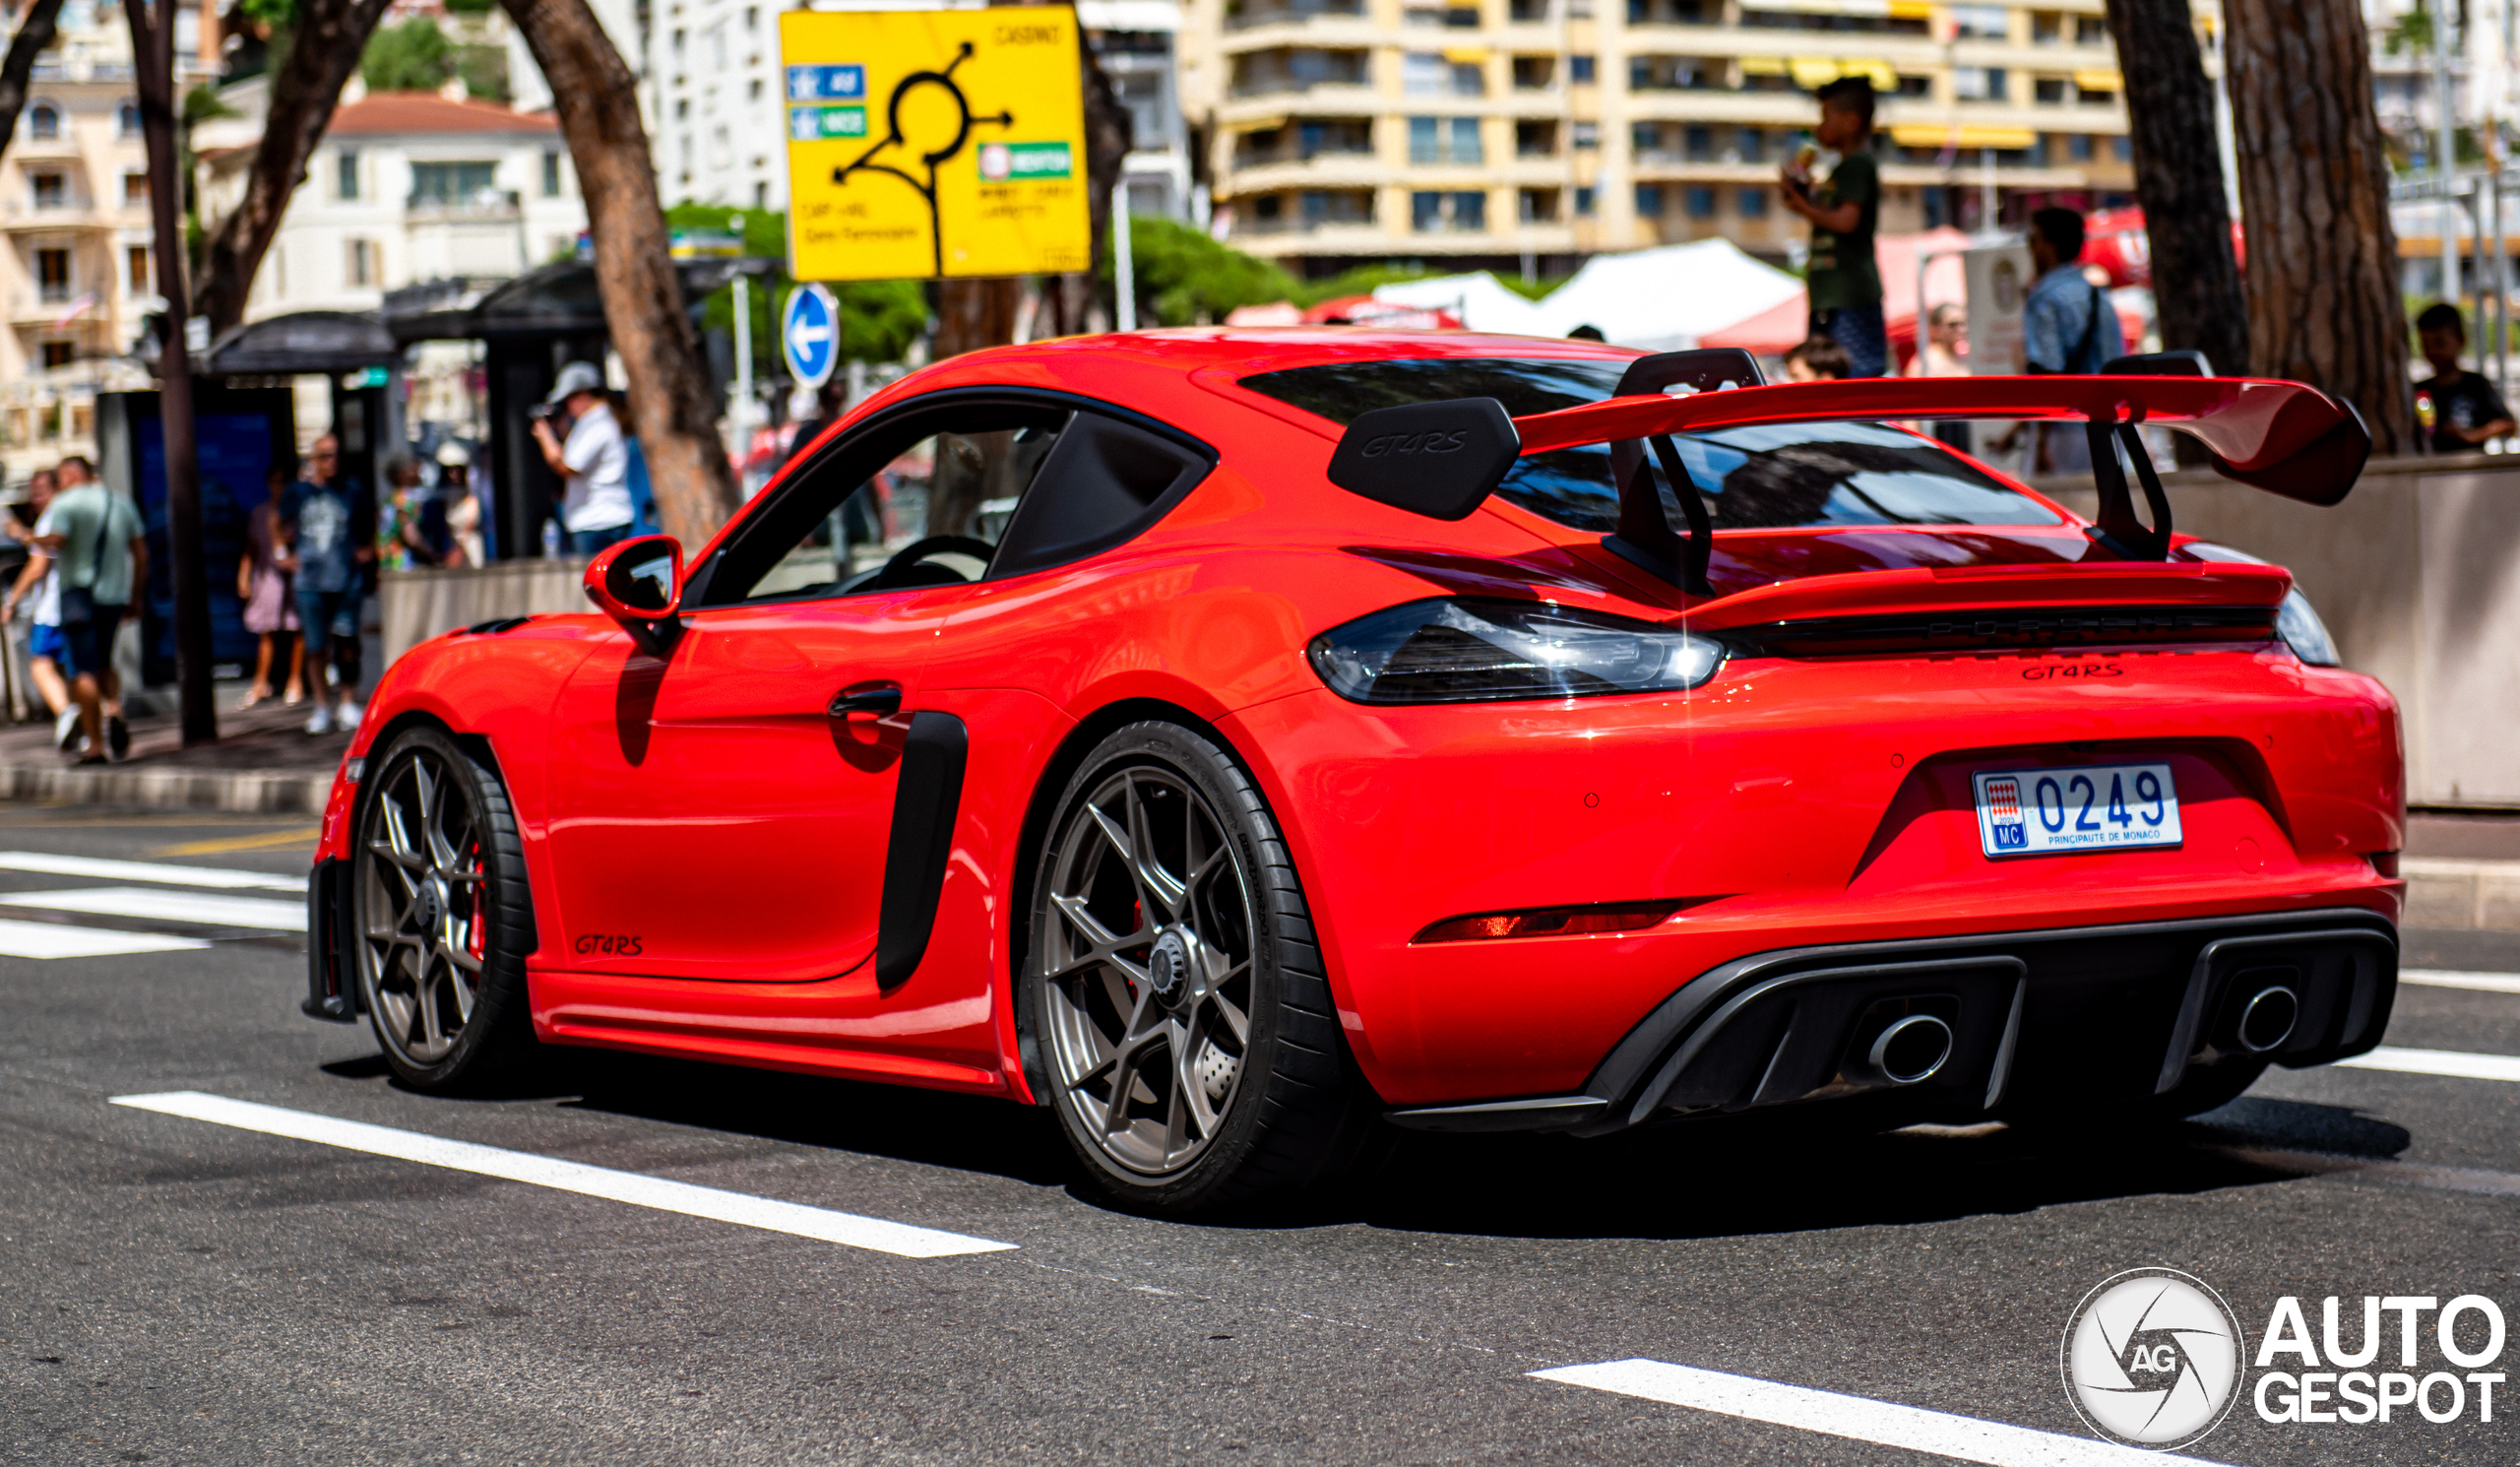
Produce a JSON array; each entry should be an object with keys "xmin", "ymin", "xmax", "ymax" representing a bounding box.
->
[{"xmin": 782, "ymin": 7, "xmax": 1092, "ymax": 282}]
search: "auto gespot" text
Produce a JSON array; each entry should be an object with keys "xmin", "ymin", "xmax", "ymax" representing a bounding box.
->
[{"xmin": 2253, "ymin": 1295, "xmax": 2505, "ymax": 1425}]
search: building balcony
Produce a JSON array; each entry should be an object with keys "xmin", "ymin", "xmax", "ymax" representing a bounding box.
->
[
  {"xmin": 406, "ymin": 190, "xmax": 525, "ymax": 222},
  {"xmin": 1225, "ymin": 0, "xmax": 1365, "ymax": 28}
]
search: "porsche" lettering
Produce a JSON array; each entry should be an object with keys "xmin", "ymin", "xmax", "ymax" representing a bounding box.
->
[
  {"xmin": 1358, "ymin": 430, "xmax": 1469, "ymax": 458},
  {"xmin": 573, "ymin": 933, "xmax": 644, "ymax": 956}
]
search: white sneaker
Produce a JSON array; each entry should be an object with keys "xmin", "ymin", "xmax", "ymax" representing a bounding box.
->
[
  {"xmin": 337, "ymin": 700, "xmax": 363, "ymax": 732},
  {"xmin": 306, "ymin": 704, "xmax": 335, "ymax": 735},
  {"xmin": 54, "ymin": 708, "xmax": 80, "ymax": 752}
]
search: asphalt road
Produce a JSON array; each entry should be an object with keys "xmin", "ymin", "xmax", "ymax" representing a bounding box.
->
[{"xmin": 2, "ymin": 801, "xmax": 2515, "ymax": 1466}]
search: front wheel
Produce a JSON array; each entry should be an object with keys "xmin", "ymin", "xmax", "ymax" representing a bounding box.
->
[
  {"xmin": 353, "ymin": 725, "xmax": 536, "ymax": 1090},
  {"xmin": 1023, "ymin": 721, "xmax": 1384, "ymax": 1215}
]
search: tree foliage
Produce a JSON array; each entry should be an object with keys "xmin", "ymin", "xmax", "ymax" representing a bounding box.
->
[
  {"xmin": 1100, "ymin": 214, "xmax": 1297, "ymax": 325},
  {"xmin": 662, "ymin": 203, "xmax": 927, "ymax": 367},
  {"xmin": 360, "ymin": 17, "xmax": 506, "ymax": 98}
]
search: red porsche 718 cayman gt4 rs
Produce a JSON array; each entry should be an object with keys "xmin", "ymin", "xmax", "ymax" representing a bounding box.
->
[{"xmin": 304, "ymin": 332, "xmax": 2401, "ymax": 1214}]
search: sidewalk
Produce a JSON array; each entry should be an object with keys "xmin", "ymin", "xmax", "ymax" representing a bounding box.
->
[{"xmin": 0, "ymin": 695, "xmax": 346, "ymax": 813}]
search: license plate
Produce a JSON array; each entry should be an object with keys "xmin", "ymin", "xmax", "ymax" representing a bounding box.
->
[{"xmin": 1974, "ymin": 763, "xmax": 2182, "ymax": 858}]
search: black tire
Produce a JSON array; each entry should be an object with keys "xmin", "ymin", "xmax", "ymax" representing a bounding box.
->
[
  {"xmin": 352, "ymin": 725, "xmax": 537, "ymax": 1091},
  {"xmin": 1021, "ymin": 721, "xmax": 1386, "ymax": 1215}
]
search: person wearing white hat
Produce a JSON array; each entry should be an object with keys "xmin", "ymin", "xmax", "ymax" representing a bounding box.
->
[{"xmin": 530, "ymin": 360, "xmax": 632, "ymax": 555}]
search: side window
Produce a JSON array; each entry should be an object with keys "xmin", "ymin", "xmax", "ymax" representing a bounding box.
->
[
  {"xmin": 694, "ymin": 403, "xmax": 1068, "ymax": 606},
  {"xmin": 689, "ymin": 397, "xmax": 1215, "ymax": 606}
]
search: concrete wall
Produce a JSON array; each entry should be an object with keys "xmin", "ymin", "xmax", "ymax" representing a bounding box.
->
[
  {"xmin": 2041, "ymin": 453, "xmax": 2520, "ymax": 809},
  {"xmin": 378, "ymin": 559, "xmax": 590, "ymax": 669}
]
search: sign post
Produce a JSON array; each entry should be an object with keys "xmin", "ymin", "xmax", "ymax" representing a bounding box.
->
[
  {"xmin": 783, "ymin": 284, "xmax": 841, "ymax": 389},
  {"xmin": 781, "ymin": 7, "xmax": 1091, "ymax": 282}
]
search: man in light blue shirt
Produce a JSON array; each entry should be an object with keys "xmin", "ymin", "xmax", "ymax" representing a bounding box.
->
[
  {"xmin": 2021, "ymin": 206, "xmax": 2126, "ymax": 474},
  {"xmin": 36, "ymin": 455, "xmax": 147, "ymax": 762}
]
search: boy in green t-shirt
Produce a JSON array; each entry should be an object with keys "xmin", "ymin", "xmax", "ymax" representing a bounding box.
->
[{"xmin": 1781, "ymin": 76, "xmax": 1886, "ymax": 376}]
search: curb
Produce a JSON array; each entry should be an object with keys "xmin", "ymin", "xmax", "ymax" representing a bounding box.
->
[
  {"xmin": 0, "ymin": 760, "xmax": 334, "ymax": 815},
  {"xmin": 2405, "ymin": 858, "xmax": 2520, "ymax": 933}
]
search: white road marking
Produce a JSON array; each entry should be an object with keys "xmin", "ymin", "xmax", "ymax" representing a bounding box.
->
[
  {"xmin": 0, "ymin": 851, "xmax": 302, "ymax": 893},
  {"xmin": 2401, "ymin": 968, "xmax": 2520, "ymax": 995},
  {"xmin": 109, "ymin": 1092, "xmax": 1017, "ymax": 1259},
  {"xmin": 1530, "ymin": 1359, "xmax": 2227, "ymax": 1467},
  {"xmin": 0, "ymin": 917, "xmax": 209, "ymax": 959},
  {"xmin": 2336, "ymin": 1046, "xmax": 2520, "ymax": 1083},
  {"xmin": 0, "ymin": 887, "xmax": 304, "ymax": 929}
]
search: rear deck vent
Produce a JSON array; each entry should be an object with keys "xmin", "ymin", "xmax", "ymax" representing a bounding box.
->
[{"xmin": 1730, "ymin": 606, "xmax": 2279, "ymax": 659}]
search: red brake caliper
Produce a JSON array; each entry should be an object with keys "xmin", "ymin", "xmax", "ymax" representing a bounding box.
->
[{"xmin": 466, "ymin": 838, "xmax": 486, "ymax": 963}]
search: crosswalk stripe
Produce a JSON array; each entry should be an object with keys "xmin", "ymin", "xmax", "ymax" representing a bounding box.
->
[
  {"xmin": 1530, "ymin": 1359, "xmax": 2216, "ymax": 1466},
  {"xmin": 0, "ymin": 851, "xmax": 302, "ymax": 893},
  {"xmin": 110, "ymin": 1092, "xmax": 1018, "ymax": 1259},
  {"xmin": 0, "ymin": 917, "xmax": 210, "ymax": 958},
  {"xmin": 0, "ymin": 887, "xmax": 305, "ymax": 930},
  {"xmin": 2401, "ymin": 969, "xmax": 2520, "ymax": 995},
  {"xmin": 2336, "ymin": 1046, "xmax": 2520, "ymax": 1083}
]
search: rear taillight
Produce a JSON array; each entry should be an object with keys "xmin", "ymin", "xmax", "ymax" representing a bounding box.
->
[{"xmin": 1309, "ymin": 598, "xmax": 1726, "ymax": 705}]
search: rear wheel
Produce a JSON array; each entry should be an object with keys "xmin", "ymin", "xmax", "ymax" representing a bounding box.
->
[
  {"xmin": 1024, "ymin": 722, "xmax": 1384, "ymax": 1215},
  {"xmin": 353, "ymin": 726, "xmax": 536, "ymax": 1090}
]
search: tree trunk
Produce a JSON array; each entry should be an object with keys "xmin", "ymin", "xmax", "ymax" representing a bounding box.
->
[
  {"xmin": 0, "ymin": 0, "xmax": 67, "ymax": 156},
  {"xmin": 127, "ymin": 0, "xmax": 216, "ymax": 744},
  {"xmin": 500, "ymin": 0, "xmax": 741, "ymax": 546},
  {"xmin": 192, "ymin": 0, "xmax": 396, "ymax": 335},
  {"xmin": 2225, "ymin": 0, "xmax": 2415, "ymax": 454},
  {"xmin": 2103, "ymin": 0, "xmax": 2248, "ymax": 377},
  {"xmin": 932, "ymin": 279, "xmax": 1025, "ymax": 357}
]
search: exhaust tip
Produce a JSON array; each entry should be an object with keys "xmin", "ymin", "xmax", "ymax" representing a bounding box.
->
[
  {"xmin": 2236, "ymin": 985, "xmax": 2300, "ymax": 1053},
  {"xmin": 1870, "ymin": 1013, "xmax": 1955, "ymax": 1086}
]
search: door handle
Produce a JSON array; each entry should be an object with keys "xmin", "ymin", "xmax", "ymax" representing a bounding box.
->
[{"xmin": 828, "ymin": 684, "xmax": 903, "ymax": 718}]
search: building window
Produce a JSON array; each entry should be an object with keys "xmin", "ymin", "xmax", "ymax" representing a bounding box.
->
[
  {"xmin": 2078, "ymin": 83, "xmax": 2116, "ymax": 106},
  {"xmin": 1407, "ymin": 115, "xmax": 1483, "ymax": 163},
  {"xmin": 1520, "ymin": 120, "xmax": 1560, "ymax": 156},
  {"xmin": 1736, "ymin": 126, "xmax": 1765, "ymax": 162},
  {"xmin": 127, "ymin": 244, "xmax": 150, "ymax": 293},
  {"xmin": 676, "ymin": 97, "xmax": 690, "ymax": 120},
  {"xmin": 28, "ymin": 103, "xmax": 58, "ymax": 140},
  {"xmin": 2077, "ymin": 15, "xmax": 2108, "ymax": 42},
  {"xmin": 1574, "ymin": 185, "xmax": 1596, "ymax": 215},
  {"xmin": 754, "ymin": 180, "xmax": 769, "ymax": 208},
  {"xmin": 2113, "ymin": 135, "xmax": 2132, "ymax": 161},
  {"xmin": 117, "ymin": 100, "xmax": 141, "ymax": 136},
  {"xmin": 542, "ymin": 149, "xmax": 563, "ymax": 196},
  {"xmin": 1511, "ymin": 55, "xmax": 1553, "ymax": 89},
  {"xmin": 410, "ymin": 161, "xmax": 500, "ymax": 205},
  {"xmin": 1569, "ymin": 53, "xmax": 1596, "ymax": 83},
  {"xmin": 122, "ymin": 171, "xmax": 147, "ymax": 206},
  {"xmin": 2066, "ymin": 132, "xmax": 2094, "ymax": 160},
  {"xmin": 338, "ymin": 149, "xmax": 359, "ymax": 201},
  {"xmin": 1736, "ymin": 186, "xmax": 1769, "ymax": 218},
  {"xmin": 31, "ymin": 170, "xmax": 65, "ymax": 208},
  {"xmin": 747, "ymin": 77, "xmax": 763, "ymax": 100},
  {"xmin": 1634, "ymin": 183, "xmax": 1664, "ymax": 218},
  {"xmin": 1954, "ymin": 66, "xmax": 2006, "ymax": 101},
  {"xmin": 34, "ymin": 247, "xmax": 70, "ymax": 302},
  {"xmin": 1684, "ymin": 124, "xmax": 1715, "ymax": 159},
  {"xmin": 671, "ymin": 27, "xmax": 685, "ymax": 55},
  {"xmin": 41, "ymin": 341, "xmax": 74, "ymax": 370},
  {"xmin": 744, "ymin": 4, "xmax": 758, "ymax": 29},
  {"xmin": 1571, "ymin": 120, "xmax": 1599, "ymax": 149},
  {"xmin": 1684, "ymin": 184, "xmax": 1717, "ymax": 218},
  {"xmin": 1404, "ymin": 51, "xmax": 1484, "ymax": 95},
  {"xmin": 1411, "ymin": 188, "xmax": 1486, "ymax": 231},
  {"xmin": 1949, "ymin": 4, "xmax": 2006, "ymax": 38},
  {"xmin": 1519, "ymin": 186, "xmax": 1560, "ymax": 221},
  {"xmin": 2031, "ymin": 9, "xmax": 2061, "ymax": 43},
  {"xmin": 2035, "ymin": 77, "xmax": 2067, "ymax": 104}
]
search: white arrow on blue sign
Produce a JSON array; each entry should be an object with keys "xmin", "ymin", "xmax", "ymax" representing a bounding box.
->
[{"xmin": 783, "ymin": 284, "xmax": 840, "ymax": 389}]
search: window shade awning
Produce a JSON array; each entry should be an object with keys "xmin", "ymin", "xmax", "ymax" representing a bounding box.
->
[
  {"xmin": 2073, "ymin": 68, "xmax": 2122, "ymax": 91},
  {"xmin": 1887, "ymin": 123, "xmax": 2040, "ymax": 150}
]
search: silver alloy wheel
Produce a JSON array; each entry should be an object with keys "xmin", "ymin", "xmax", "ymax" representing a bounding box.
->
[
  {"xmin": 356, "ymin": 746, "xmax": 489, "ymax": 1065},
  {"xmin": 1040, "ymin": 763, "xmax": 1257, "ymax": 1176}
]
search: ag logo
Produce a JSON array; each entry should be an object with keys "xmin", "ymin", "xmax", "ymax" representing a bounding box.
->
[{"xmin": 2062, "ymin": 1268, "xmax": 2243, "ymax": 1450}]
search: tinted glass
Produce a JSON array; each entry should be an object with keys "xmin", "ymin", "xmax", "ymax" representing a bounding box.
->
[{"xmin": 1237, "ymin": 356, "xmax": 2061, "ymax": 531}]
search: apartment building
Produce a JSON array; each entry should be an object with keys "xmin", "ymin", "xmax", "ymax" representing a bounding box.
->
[
  {"xmin": 0, "ymin": 0, "xmax": 214, "ymax": 483},
  {"xmin": 1179, "ymin": 0, "xmax": 2150, "ymax": 275}
]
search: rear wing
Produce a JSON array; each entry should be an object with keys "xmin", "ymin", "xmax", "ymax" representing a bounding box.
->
[{"xmin": 1322, "ymin": 366, "xmax": 2369, "ymax": 595}]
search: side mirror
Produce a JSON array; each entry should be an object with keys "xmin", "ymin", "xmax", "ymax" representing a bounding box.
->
[
  {"xmin": 583, "ymin": 535, "xmax": 683, "ymax": 655},
  {"xmin": 1325, "ymin": 397, "xmax": 1521, "ymax": 521}
]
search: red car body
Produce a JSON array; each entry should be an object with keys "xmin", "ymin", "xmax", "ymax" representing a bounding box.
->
[{"xmin": 306, "ymin": 330, "xmax": 2402, "ymax": 1138}]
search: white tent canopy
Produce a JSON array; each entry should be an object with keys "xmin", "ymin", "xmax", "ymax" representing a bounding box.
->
[
  {"xmin": 1527, "ymin": 238, "xmax": 1805, "ymax": 350},
  {"xmin": 1368, "ymin": 273, "xmax": 1557, "ymax": 337}
]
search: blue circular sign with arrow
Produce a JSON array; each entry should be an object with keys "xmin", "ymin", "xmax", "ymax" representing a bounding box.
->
[{"xmin": 783, "ymin": 284, "xmax": 840, "ymax": 389}]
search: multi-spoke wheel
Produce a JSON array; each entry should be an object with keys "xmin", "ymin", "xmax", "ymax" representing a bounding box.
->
[
  {"xmin": 354, "ymin": 726, "xmax": 534, "ymax": 1089},
  {"xmin": 1025, "ymin": 722, "xmax": 1385, "ymax": 1214}
]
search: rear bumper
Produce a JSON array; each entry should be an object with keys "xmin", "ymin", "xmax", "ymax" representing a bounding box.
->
[{"xmin": 1385, "ymin": 907, "xmax": 2396, "ymax": 1135}]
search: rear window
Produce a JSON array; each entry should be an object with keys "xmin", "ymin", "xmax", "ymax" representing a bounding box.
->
[{"xmin": 1238, "ymin": 356, "xmax": 2061, "ymax": 532}]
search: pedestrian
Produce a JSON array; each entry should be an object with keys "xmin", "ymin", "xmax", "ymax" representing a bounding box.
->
[
  {"xmin": 237, "ymin": 471, "xmax": 304, "ymax": 710},
  {"xmin": 1781, "ymin": 76, "xmax": 1887, "ymax": 377},
  {"xmin": 376, "ymin": 453, "xmax": 441, "ymax": 570},
  {"xmin": 1783, "ymin": 335, "xmax": 1852, "ymax": 382},
  {"xmin": 2, "ymin": 468, "xmax": 79, "ymax": 749},
  {"xmin": 1904, "ymin": 302, "xmax": 1974, "ymax": 450},
  {"xmin": 2412, "ymin": 302, "xmax": 2516, "ymax": 452},
  {"xmin": 531, "ymin": 360, "xmax": 633, "ymax": 555},
  {"xmin": 277, "ymin": 433, "xmax": 372, "ymax": 735},
  {"xmin": 2021, "ymin": 205, "xmax": 2126, "ymax": 473},
  {"xmin": 34, "ymin": 454, "xmax": 146, "ymax": 763},
  {"xmin": 437, "ymin": 442, "xmax": 484, "ymax": 568}
]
